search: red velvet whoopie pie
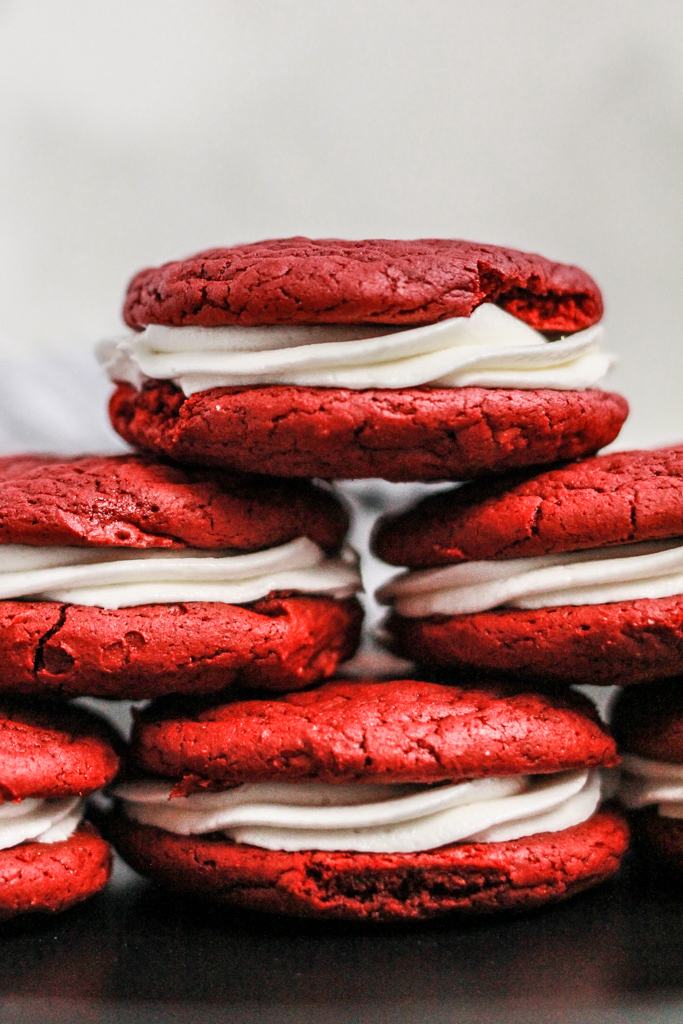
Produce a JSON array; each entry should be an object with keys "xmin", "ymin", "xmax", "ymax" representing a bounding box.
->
[
  {"xmin": 104, "ymin": 237, "xmax": 627, "ymax": 482},
  {"xmin": 0, "ymin": 454, "xmax": 362, "ymax": 699},
  {"xmin": 612, "ymin": 681, "xmax": 683, "ymax": 876},
  {"xmin": 374, "ymin": 446, "xmax": 683, "ymax": 686},
  {"xmin": 109, "ymin": 679, "xmax": 628, "ymax": 922},
  {"xmin": 0, "ymin": 700, "xmax": 119, "ymax": 920}
]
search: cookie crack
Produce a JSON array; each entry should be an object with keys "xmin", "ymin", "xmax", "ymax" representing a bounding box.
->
[{"xmin": 33, "ymin": 604, "xmax": 69, "ymax": 675}]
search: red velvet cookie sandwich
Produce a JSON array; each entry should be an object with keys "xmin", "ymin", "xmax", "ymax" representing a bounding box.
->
[
  {"xmin": 100, "ymin": 238, "xmax": 628, "ymax": 481},
  {"xmin": 0, "ymin": 455, "xmax": 362, "ymax": 699},
  {"xmin": 109, "ymin": 679, "xmax": 627, "ymax": 922},
  {"xmin": 374, "ymin": 446, "xmax": 683, "ymax": 686},
  {"xmin": 0, "ymin": 699, "xmax": 119, "ymax": 920},
  {"xmin": 612, "ymin": 681, "xmax": 683, "ymax": 875}
]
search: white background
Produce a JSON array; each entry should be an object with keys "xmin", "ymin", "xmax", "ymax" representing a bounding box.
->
[{"xmin": 0, "ymin": 0, "xmax": 682, "ymax": 453}]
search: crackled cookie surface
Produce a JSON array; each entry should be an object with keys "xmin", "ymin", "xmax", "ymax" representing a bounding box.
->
[
  {"xmin": 131, "ymin": 679, "xmax": 618, "ymax": 788},
  {"xmin": 104, "ymin": 237, "xmax": 626, "ymax": 481},
  {"xmin": 0, "ymin": 702, "xmax": 118, "ymax": 919},
  {"xmin": 375, "ymin": 447, "xmax": 683, "ymax": 684},
  {"xmin": 122, "ymin": 237, "xmax": 604, "ymax": 330},
  {"xmin": 109, "ymin": 810, "xmax": 627, "ymax": 922},
  {"xmin": 109, "ymin": 678, "xmax": 626, "ymax": 921},
  {"xmin": 374, "ymin": 446, "xmax": 683, "ymax": 567},
  {"xmin": 109, "ymin": 383, "xmax": 628, "ymax": 482},
  {"xmin": 0, "ymin": 455, "xmax": 361, "ymax": 699},
  {"xmin": 0, "ymin": 454, "xmax": 348, "ymax": 550}
]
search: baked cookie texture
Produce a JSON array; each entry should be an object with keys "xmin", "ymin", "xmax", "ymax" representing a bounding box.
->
[
  {"xmin": 0, "ymin": 454, "xmax": 361, "ymax": 698},
  {"xmin": 0, "ymin": 699, "xmax": 120, "ymax": 800},
  {"xmin": 0, "ymin": 454, "xmax": 348, "ymax": 551},
  {"xmin": 110, "ymin": 679, "xmax": 626, "ymax": 921},
  {"xmin": 373, "ymin": 445, "xmax": 683, "ymax": 567},
  {"xmin": 386, "ymin": 597, "xmax": 683, "ymax": 687},
  {"xmin": 108, "ymin": 810, "xmax": 627, "ymax": 922},
  {"xmin": 0, "ymin": 702, "xmax": 119, "ymax": 919},
  {"xmin": 611, "ymin": 680, "xmax": 683, "ymax": 766},
  {"xmin": 0, "ymin": 823, "xmax": 112, "ymax": 921},
  {"xmin": 131, "ymin": 679, "xmax": 618, "ymax": 790},
  {"xmin": 374, "ymin": 446, "xmax": 683, "ymax": 684},
  {"xmin": 109, "ymin": 383, "xmax": 628, "ymax": 483},
  {"xmin": 108, "ymin": 237, "xmax": 626, "ymax": 481},
  {"xmin": 0, "ymin": 596, "xmax": 362, "ymax": 700},
  {"xmin": 122, "ymin": 237, "xmax": 604, "ymax": 331}
]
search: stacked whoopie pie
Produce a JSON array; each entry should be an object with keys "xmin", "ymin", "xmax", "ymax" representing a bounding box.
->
[
  {"xmin": 100, "ymin": 237, "xmax": 627, "ymax": 481},
  {"xmin": 0, "ymin": 455, "xmax": 362, "ymax": 699},
  {"xmin": 612, "ymin": 682, "xmax": 683, "ymax": 877},
  {"xmin": 110, "ymin": 681, "xmax": 625, "ymax": 921},
  {"xmin": 0, "ymin": 454, "xmax": 362, "ymax": 919},
  {"xmin": 0, "ymin": 699, "xmax": 119, "ymax": 919},
  {"xmin": 374, "ymin": 445, "xmax": 683, "ymax": 886},
  {"xmin": 85, "ymin": 237, "xmax": 634, "ymax": 921},
  {"xmin": 374, "ymin": 447, "xmax": 683, "ymax": 687}
]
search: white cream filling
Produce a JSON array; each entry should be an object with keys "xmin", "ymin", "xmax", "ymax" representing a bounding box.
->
[
  {"xmin": 619, "ymin": 754, "xmax": 683, "ymax": 819},
  {"xmin": 0, "ymin": 537, "xmax": 362, "ymax": 610},
  {"xmin": 113, "ymin": 769, "xmax": 601, "ymax": 854},
  {"xmin": 97, "ymin": 303, "xmax": 610, "ymax": 395},
  {"xmin": 377, "ymin": 539, "xmax": 683, "ymax": 618},
  {"xmin": 0, "ymin": 796, "xmax": 84, "ymax": 850}
]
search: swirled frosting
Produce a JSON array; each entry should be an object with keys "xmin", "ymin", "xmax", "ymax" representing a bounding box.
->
[
  {"xmin": 97, "ymin": 303, "xmax": 610, "ymax": 395},
  {"xmin": 619, "ymin": 754, "xmax": 683, "ymax": 819},
  {"xmin": 377, "ymin": 539, "xmax": 683, "ymax": 618},
  {"xmin": 113, "ymin": 769, "xmax": 601, "ymax": 853},
  {"xmin": 0, "ymin": 538, "xmax": 361, "ymax": 610},
  {"xmin": 0, "ymin": 797, "xmax": 83, "ymax": 851}
]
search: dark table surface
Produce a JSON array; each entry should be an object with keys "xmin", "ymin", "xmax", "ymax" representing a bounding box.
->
[{"xmin": 3, "ymin": 853, "xmax": 683, "ymax": 1024}]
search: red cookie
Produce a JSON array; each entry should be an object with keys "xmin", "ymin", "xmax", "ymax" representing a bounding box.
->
[
  {"xmin": 610, "ymin": 680, "xmax": 683, "ymax": 768},
  {"xmin": 611, "ymin": 683, "xmax": 683, "ymax": 874},
  {"xmin": 0, "ymin": 596, "xmax": 362, "ymax": 700},
  {"xmin": 123, "ymin": 238, "xmax": 604, "ymax": 331},
  {"xmin": 0, "ymin": 822, "xmax": 112, "ymax": 921},
  {"xmin": 0, "ymin": 701, "xmax": 119, "ymax": 920},
  {"xmin": 108, "ymin": 809, "xmax": 628, "ymax": 922},
  {"xmin": 111, "ymin": 679, "xmax": 624, "ymax": 921},
  {"xmin": 107, "ymin": 237, "xmax": 627, "ymax": 482},
  {"xmin": 131, "ymin": 679, "xmax": 618, "ymax": 789},
  {"xmin": 0, "ymin": 454, "xmax": 347, "ymax": 550},
  {"xmin": 385, "ymin": 597, "xmax": 683, "ymax": 688},
  {"xmin": 374, "ymin": 447, "xmax": 683, "ymax": 685},
  {"xmin": 624, "ymin": 812, "xmax": 683, "ymax": 877},
  {"xmin": 0, "ymin": 455, "xmax": 361, "ymax": 699},
  {"xmin": 374, "ymin": 446, "xmax": 683, "ymax": 567},
  {"xmin": 110, "ymin": 382, "xmax": 628, "ymax": 483},
  {"xmin": 0, "ymin": 699, "xmax": 120, "ymax": 799}
]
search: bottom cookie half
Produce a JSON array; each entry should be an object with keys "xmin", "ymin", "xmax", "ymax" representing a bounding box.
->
[
  {"xmin": 109, "ymin": 809, "xmax": 628, "ymax": 922},
  {"xmin": 0, "ymin": 595, "xmax": 363, "ymax": 699},
  {"xmin": 386, "ymin": 595, "xmax": 683, "ymax": 686},
  {"xmin": 0, "ymin": 823, "xmax": 112, "ymax": 921},
  {"xmin": 629, "ymin": 809, "xmax": 683, "ymax": 876},
  {"xmin": 109, "ymin": 383, "xmax": 628, "ymax": 482}
]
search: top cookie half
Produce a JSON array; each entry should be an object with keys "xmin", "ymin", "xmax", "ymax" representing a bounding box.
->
[
  {"xmin": 123, "ymin": 237, "xmax": 603, "ymax": 330},
  {"xmin": 104, "ymin": 237, "xmax": 627, "ymax": 481}
]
